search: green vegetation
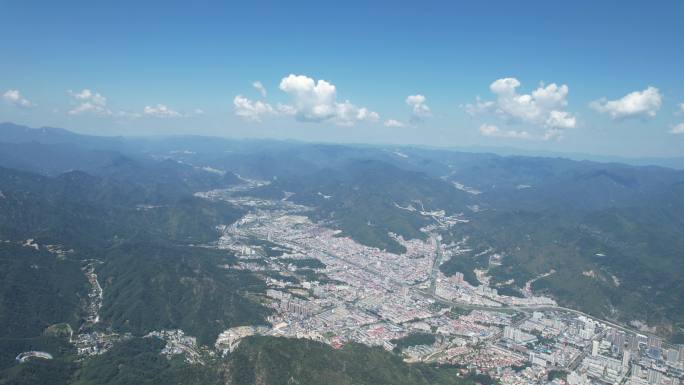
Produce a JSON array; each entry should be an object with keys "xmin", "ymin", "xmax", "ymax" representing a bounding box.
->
[
  {"xmin": 441, "ymin": 203, "xmax": 684, "ymax": 331},
  {"xmin": 448, "ymin": 306, "xmax": 472, "ymax": 319},
  {"xmin": 0, "ymin": 337, "xmax": 74, "ymax": 371},
  {"xmin": 510, "ymin": 362, "xmax": 530, "ymax": 372},
  {"xmin": 292, "ymin": 268, "xmax": 330, "ymax": 283},
  {"xmin": 547, "ymin": 369, "xmax": 567, "ymax": 381},
  {"xmin": 0, "ymin": 359, "xmax": 76, "ymax": 385},
  {"xmin": 278, "ymin": 258, "xmax": 326, "ymax": 269},
  {"xmin": 529, "ymin": 331, "xmax": 555, "ymax": 346},
  {"xmin": 0, "ymin": 244, "xmax": 86, "ymax": 340},
  {"xmin": 1, "ymin": 335, "xmax": 495, "ymax": 385},
  {"xmin": 439, "ymin": 252, "xmax": 487, "ymax": 287},
  {"xmin": 71, "ymin": 338, "xmax": 221, "ymax": 385},
  {"xmin": 43, "ymin": 324, "xmax": 73, "ymax": 339},
  {"xmin": 98, "ymin": 243, "xmax": 271, "ymax": 345},
  {"xmin": 390, "ymin": 333, "xmax": 437, "ymax": 353},
  {"xmin": 0, "ymin": 164, "xmax": 266, "ymax": 346},
  {"xmin": 495, "ymin": 285, "xmax": 525, "ymax": 298},
  {"xmin": 247, "ymin": 239, "xmax": 292, "ymax": 257},
  {"xmin": 0, "ymin": 167, "xmax": 244, "ymax": 252},
  {"xmin": 226, "ymin": 336, "xmax": 491, "ymax": 385},
  {"xmin": 671, "ymin": 327, "xmax": 684, "ymax": 344},
  {"xmin": 0, "ymin": 153, "xmax": 272, "ymax": 381}
]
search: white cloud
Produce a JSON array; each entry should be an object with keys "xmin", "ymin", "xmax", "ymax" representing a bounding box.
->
[
  {"xmin": 143, "ymin": 104, "xmax": 184, "ymax": 118},
  {"xmin": 70, "ymin": 89, "xmax": 106, "ymax": 105},
  {"xmin": 66, "ymin": 89, "xmax": 188, "ymax": 119},
  {"xmin": 253, "ymin": 81, "xmax": 267, "ymax": 98},
  {"xmin": 590, "ymin": 86, "xmax": 661, "ymax": 119},
  {"xmin": 3, "ymin": 89, "xmax": 34, "ymax": 108},
  {"xmin": 278, "ymin": 74, "xmax": 338, "ymax": 121},
  {"xmin": 463, "ymin": 96, "xmax": 494, "ymax": 116},
  {"xmin": 384, "ymin": 119, "xmax": 405, "ymax": 128},
  {"xmin": 545, "ymin": 110, "xmax": 576, "ymax": 129},
  {"xmin": 354, "ymin": 107, "xmax": 380, "ymax": 123},
  {"xmin": 69, "ymin": 103, "xmax": 107, "ymax": 115},
  {"xmin": 278, "ymin": 74, "xmax": 379, "ymax": 126},
  {"xmin": 670, "ymin": 123, "xmax": 684, "ymax": 134},
  {"xmin": 233, "ymin": 95, "xmax": 275, "ymax": 122},
  {"xmin": 405, "ymin": 94, "xmax": 431, "ymax": 122},
  {"xmin": 193, "ymin": 108, "xmax": 205, "ymax": 115},
  {"xmin": 489, "ymin": 79, "xmax": 572, "ymax": 126},
  {"xmin": 464, "ymin": 77, "xmax": 576, "ymax": 140},
  {"xmin": 67, "ymin": 89, "xmax": 110, "ymax": 115},
  {"xmin": 479, "ymin": 123, "xmax": 531, "ymax": 139}
]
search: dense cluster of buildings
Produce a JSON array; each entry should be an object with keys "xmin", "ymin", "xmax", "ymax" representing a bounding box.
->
[{"xmin": 200, "ymin": 186, "xmax": 684, "ymax": 385}]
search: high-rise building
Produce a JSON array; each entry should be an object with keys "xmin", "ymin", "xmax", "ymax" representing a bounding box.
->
[
  {"xmin": 647, "ymin": 335, "xmax": 662, "ymax": 349},
  {"xmin": 622, "ymin": 351, "xmax": 630, "ymax": 368},
  {"xmin": 449, "ymin": 272, "xmax": 464, "ymax": 285},
  {"xmin": 647, "ymin": 369, "xmax": 662, "ymax": 385},
  {"xmin": 608, "ymin": 328, "xmax": 617, "ymax": 343},
  {"xmin": 628, "ymin": 335, "xmax": 640, "ymax": 352},
  {"xmin": 666, "ymin": 348, "xmax": 679, "ymax": 364},
  {"xmin": 614, "ymin": 332, "xmax": 626, "ymax": 354},
  {"xmin": 585, "ymin": 320, "xmax": 596, "ymax": 335},
  {"xmin": 592, "ymin": 340, "xmax": 600, "ymax": 356}
]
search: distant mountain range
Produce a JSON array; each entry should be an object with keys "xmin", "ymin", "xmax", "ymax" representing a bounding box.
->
[{"xmin": 3, "ymin": 121, "xmax": 684, "ymax": 170}]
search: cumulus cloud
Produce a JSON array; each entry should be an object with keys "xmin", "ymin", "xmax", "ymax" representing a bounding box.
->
[
  {"xmin": 232, "ymin": 75, "xmax": 380, "ymax": 126},
  {"xmin": 143, "ymin": 104, "xmax": 183, "ymax": 118},
  {"xmin": 66, "ymin": 89, "xmax": 192, "ymax": 119},
  {"xmin": 463, "ymin": 96, "xmax": 494, "ymax": 116},
  {"xmin": 464, "ymin": 77, "xmax": 576, "ymax": 140},
  {"xmin": 3, "ymin": 89, "xmax": 34, "ymax": 108},
  {"xmin": 545, "ymin": 110, "xmax": 576, "ymax": 129},
  {"xmin": 354, "ymin": 106, "xmax": 380, "ymax": 123},
  {"xmin": 233, "ymin": 95, "xmax": 276, "ymax": 122},
  {"xmin": 253, "ymin": 81, "xmax": 267, "ymax": 98},
  {"xmin": 489, "ymin": 79, "xmax": 573, "ymax": 126},
  {"xmin": 69, "ymin": 89, "xmax": 106, "ymax": 105},
  {"xmin": 384, "ymin": 119, "xmax": 406, "ymax": 128},
  {"xmin": 278, "ymin": 74, "xmax": 379, "ymax": 126},
  {"xmin": 67, "ymin": 89, "xmax": 110, "ymax": 115},
  {"xmin": 590, "ymin": 86, "xmax": 661, "ymax": 119},
  {"xmin": 479, "ymin": 123, "xmax": 531, "ymax": 139},
  {"xmin": 405, "ymin": 94, "xmax": 431, "ymax": 122},
  {"xmin": 670, "ymin": 123, "xmax": 684, "ymax": 134}
]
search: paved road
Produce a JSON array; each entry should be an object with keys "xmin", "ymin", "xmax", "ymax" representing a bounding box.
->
[
  {"xmin": 427, "ymin": 235, "xmax": 443, "ymax": 295},
  {"xmin": 568, "ymin": 331, "xmax": 605, "ymax": 371}
]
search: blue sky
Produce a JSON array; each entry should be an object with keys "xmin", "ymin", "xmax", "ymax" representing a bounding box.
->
[{"xmin": 1, "ymin": 0, "xmax": 683, "ymax": 157}]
